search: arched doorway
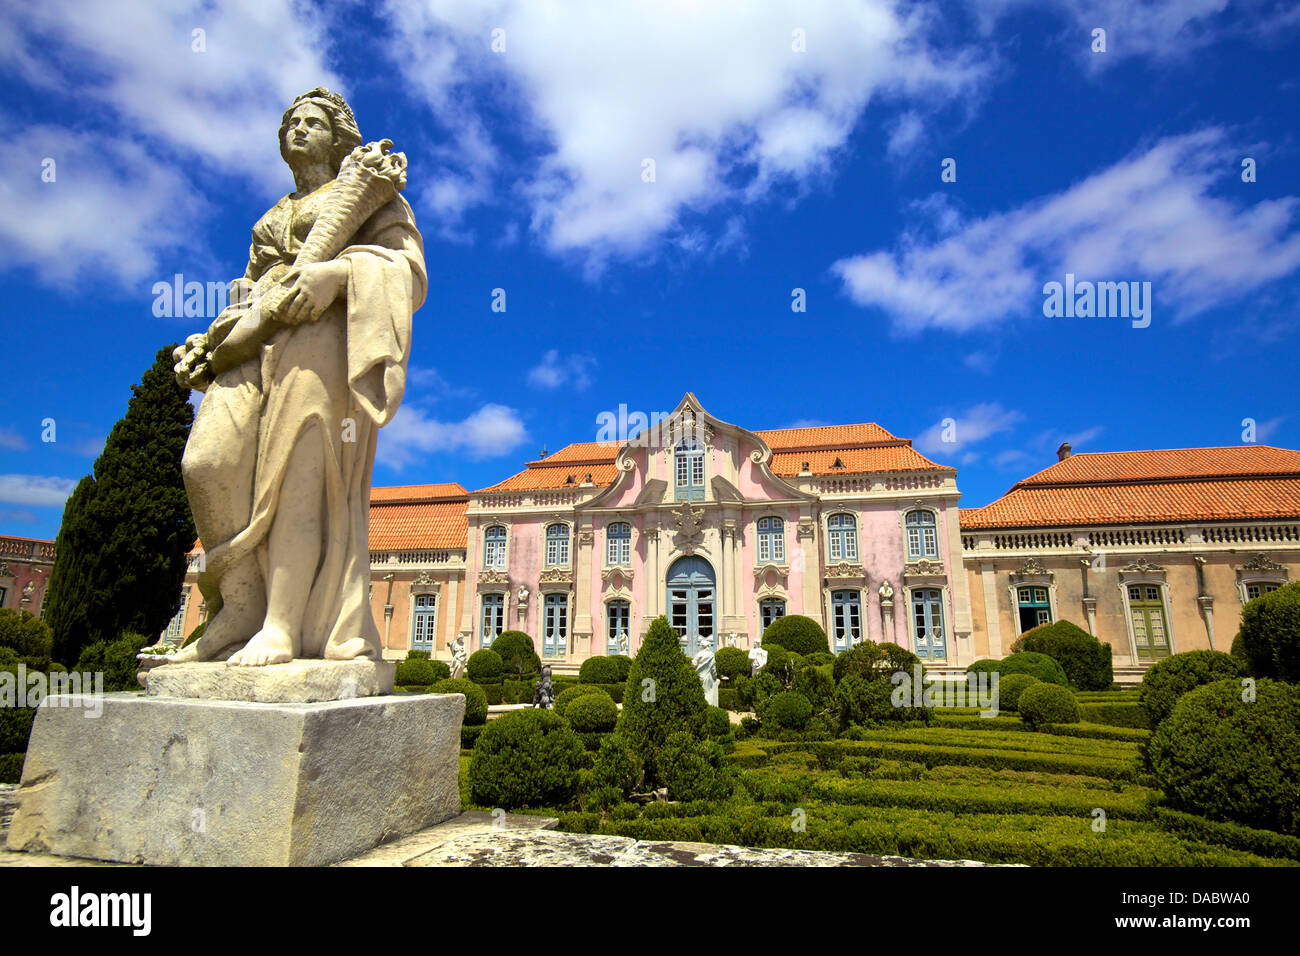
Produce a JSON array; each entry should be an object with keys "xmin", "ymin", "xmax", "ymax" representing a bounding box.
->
[{"xmin": 666, "ymin": 555, "xmax": 715, "ymax": 655}]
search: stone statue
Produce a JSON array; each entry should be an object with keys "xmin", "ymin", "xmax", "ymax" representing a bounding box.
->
[
  {"xmin": 517, "ymin": 585, "xmax": 529, "ymax": 605},
  {"xmin": 615, "ymin": 627, "xmax": 629, "ymax": 656},
  {"xmin": 879, "ymin": 580, "xmax": 894, "ymax": 602},
  {"xmin": 449, "ymin": 633, "xmax": 468, "ymax": 680},
  {"xmin": 532, "ymin": 665, "xmax": 555, "ymax": 709},
  {"xmin": 164, "ymin": 88, "xmax": 425, "ymax": 668},
  {"xmin": 748, "ymin": 641, "xmax": 768, "ymax": 676},
  {"xmin": 692, "ymin": 643, "xmax": 719, "ymax": 707}
]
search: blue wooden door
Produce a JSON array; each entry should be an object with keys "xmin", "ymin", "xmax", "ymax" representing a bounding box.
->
[{"xmin": 666, "ymin": 556, "xmax": 716, "ymax": 655}]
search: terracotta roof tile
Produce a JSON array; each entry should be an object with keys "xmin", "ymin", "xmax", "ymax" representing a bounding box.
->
[
  {"xmin": 755, "ymin": 423, "xmax": 900, "ymax": 448},
  {"xmin": 478, "ymin": 463, "xmax": 621, "ymax": 493},
  {"xmin": 961, "ymin": 446, "xmax": 1300, "ymax": 529},
  {"xmin": 369, "ymin": 482, "xmax": 468, "ymax": 502},
  {"xmin": 369, "ymin": 497, "xmax": 468, "ymax": 550}
]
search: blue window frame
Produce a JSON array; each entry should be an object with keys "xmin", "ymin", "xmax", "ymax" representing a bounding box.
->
[
  {"xmin": 757, "ymin": 516, "xmax": 785, "ymax": 564},
  {"xmin": 411, "ymin": 593, "xmax": 437, "ymax": 651},
  {"xmin": 911, "ymin": 588, "xmax": 946, "ymax": 660},
  {"xmin": 827, "ymin": 513, "xmax": 858, "ymax": 562},
  {"xmin": 607, "ymin": 599, "xmax": 630, "ymax": 654},
  {"xmin": 606, "ymin": 522, "xmax": 631, "ymax": 566},
  {"xmin": 481, "ymin": 593, "xmax": 504, "ymax": 647},
  {"xmin": 1016, "ymin": 586, "xmax": 1051, "ymax": 633},
  {"xmin": 675, "ymin": 438, "xmax": 705, "ymax": 501},
  {"xmin": 543, "ymin": 593, "xmax": 568, "ymax": 656},
  {"xmin": 905, "ymin": 510, "xmax": 939, "ymax": 560},
  {"xmin": 831, "ymin": 590, "xmax": 860, "ymax": 650},
  {"xmin": 760, "ymin": 597, "xmax": 785, "ymax": 630},
  {"xmin": 483, "ymin": 525, "xmax": 507, "ymax": 569},
  {"xmin": 545, "ymin": 523, "xmax": 570, "ymax": 567},
  {"xmin": 163, "ymin": 587, "xmax": 189, "ymax": 643}
]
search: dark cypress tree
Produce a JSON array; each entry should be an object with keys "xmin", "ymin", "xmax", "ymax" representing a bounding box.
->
[{"xmin": 46, "ymin": 346, "xmax": 196, "ymax": 665}]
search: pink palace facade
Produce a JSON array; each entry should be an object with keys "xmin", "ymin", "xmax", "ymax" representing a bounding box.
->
[{"xmin": 454, "ymin": 394, "xmax": 972, "ymax": 670}]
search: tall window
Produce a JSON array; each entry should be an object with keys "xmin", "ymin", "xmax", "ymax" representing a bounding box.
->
[
  {"xmin": 1244, "ymin": 581, "xmax": 1281, "ymax": 601},
  {"xmin": 1016, "ymin": 586, "xmax": 1052, "ymax": 633},
  {"xmin": 912, "ymin": 588, "xmax": 946, "ymax": 660},
  {"xmin": 760, "ymin": 598, "xmax": 785, "ymax": 630},
  {"xmin": 905, "ymin": 509, "xmax": 939, "ymax": 560},
  {"xmin": 163, "ymin": 588, "xmax": 189, "ymax": 643},
  {"xmin": 757, "ymin": 516, "xmax": 785, "ymax": 564},
  {"xmin": 831, "ymin": 590, "xmax": 860, "ymax": 650},
  {"xmin": 606, "ymin": 522, "xmax": 631, "ymax": 566},
  {"xmin": 1128, "ymin": 585, "xmax": 1170, "ymax": 661},
  {"xmin": 411, "ymin": 593, "xmax": 437, "ymax": 651},
  {"xmin": 675, "ymin": 438, "xmax": 705, "ymax": 501},
  {"xmin": 827, "ymin": 513, "xmax": 858, "ymax": 562},
  {"xmin": 543, "ymin": 593, "xmax": 568, "ymax": 656},
  {"xmin": 483, "ymin": 526, "xmax": 507, "ymax": 569},
  {"xmin": 545, "ymin": 523, "xmax": 570, "ymax": 567},
  {"xmin": 606, "ymin": 599, "xmax": 630, "ymax": 654},
  {"xmin": 481, "ymin": 593, "xmax": 505, "ymax": 647},
  {"xmin": 0, "ymin": 586, "xmax": 7, "ymax": 609}
]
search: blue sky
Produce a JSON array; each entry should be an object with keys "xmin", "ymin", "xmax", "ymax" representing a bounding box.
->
[{"xmin": 1, "ymin": 0, "xmax": 1298, "ymax": 540}]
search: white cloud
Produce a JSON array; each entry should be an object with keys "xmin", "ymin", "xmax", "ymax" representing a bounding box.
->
[
  {"xmin": 382, "ymin": 0, "xmax": 989, "ymax": 269},
  {"xmin": 527, "ymin": 350, "xmax": 597, "ymax": 391},
  {"xmin": 1255, "ymin": 416, "xmax": 1285, "ymax": 442},
  {"xmin": 377, "ymin": 403, "xmax": 529, "ymax": 469},
  {"xmin": 5, "ymin": 0, "xmax": 342, "ymax": 193},
  {"xmin": 0, "ymin": 474, "xmax": 78, "ymax": 508},
  {"xmin": 915, "ymin": 403, "xmax": 1024, "ymax": 457},
  {"xmin": 0, "ymin": 427, "xmax": 28, "ymax": 452},
  {"xmin": 832, "ymin": 128, "xmax": 1300, "ymax": 332},
  {"xmin": 886, "ymin": 110, "xmax": 925, "ymax": 159}
]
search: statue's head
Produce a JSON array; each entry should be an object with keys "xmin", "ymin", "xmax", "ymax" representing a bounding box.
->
[{"xmin": 278, "ymin": 87, "xmax": 363, "ymax": 174}]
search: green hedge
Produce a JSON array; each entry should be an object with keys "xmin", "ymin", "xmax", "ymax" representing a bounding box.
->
[
  {"xmin": 0, "ymin": 706, "xmax": 36, "ymax": 753},
  {"xmin": 718, "ymin": 687, "xmax": 743, "ymax": 712},
  {"xmin": 467, "ymin": 648, "xmax": 505, "ymax": 683},
  {"xmin": 1153, "ymin": 806, "xmax": 1300, "ymax": 862},
  {"xmin": 491, "ymin": 631, "xmax": 541, "ymax": 678},
  {"xmin": 566, "ymin": 693, "xmax": 619, "ymax": 733},
  {"xmin": 0, "ymin": 752, "xmax": 24, "ymax": 784},
  {"xmin": 968, "ymin": 652, "xmax": 1068, "ymax": 687},
  {"xmin": 460, "ymin": 725, "xmax": 484, "ymax": 749},
  {"xmin": 1138, "ymin": 650, "xmax": 1247, "ymax": 727},
  {"xmin": 761, "ymin": 615, "xmax": 830, "ymax": 655},
  {"xmin": 1236, "ymin": 581, "xmax": 1300, "ymax": 681},
  {"xmin": 1012, "ymin": 620, "xmax": 1113, "ymax": 690},
  {"xmin": 468, "ymin": 709, "xmax": 586, "ymax": 809},
  {"xmin": 555, "ymin": 684, "xmax": 612, "ymax": 717},
  {"xmin": 432, "ymin": 678, "xmax": 489, "ymax": 725},
  {"xmin": 1077, "ymin": 701, "xmax": 1150, "ymax": 730},
  {"xmin": 394, "ymin": 658, "xmax": 449, "ymax": 687}
]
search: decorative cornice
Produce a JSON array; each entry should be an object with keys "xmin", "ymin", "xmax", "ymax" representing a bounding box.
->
[
  {"xmin": 601, "ymin": 565, "xmax": 633, "ymax": 584},
  {"xmin": 904, "ymin": 558, "xmax": 946, "ymax": 577},
  {"xmin": 1120, "ymin": 557, "xmax": 1166, "ymax": 575},
  {"xmin": 1011, "ymin": 557, "xmax": 1050, "ymax": 577},
  {"xmin": 753, "ymin": 563, "xmax": 789, "ymax": 580},
  {"xmin": 477, "ymin": 569, "xmax": 509, "ymax": 587},
  {"xmin": 411, "ymin": 570, "xmax": 437, "ymax": 588},
  {"xmin": 538, "ymin": 567, "xmax": 573, "ymax": 586}
]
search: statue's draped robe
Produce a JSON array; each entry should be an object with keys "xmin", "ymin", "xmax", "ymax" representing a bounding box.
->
[{"xmin": 184, "ymin": 183, "xmax": 426, "ymax": 660}]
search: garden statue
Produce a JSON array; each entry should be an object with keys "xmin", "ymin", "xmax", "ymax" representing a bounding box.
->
[
  {"xmin": 748, "ymin": 641, "xmax": 768, "ymax": 676},
  {"xmin": 615, "ymin": 627, "xmax": 629, "ymax": 656},
  {"xmin": 518, "ymin": 584, "xmax": 529, "ymax": 604},
  {"xmin": 449, "ymin": 633, "xmax": 468, "ymax": 679},
  {"xmin": 692, "ymin": 642, "xmax": 719, "ymax": 707},
  {"xmin": 160, "ymin": 87, "xmax": 425, "ymax": 668},
  {"xmin": 879, "ymin": 580, "xmax": 894, "ymax": 602},
  {"xmin": 532, "ymin": 665, "xmax": 555, "ymax": 709}
]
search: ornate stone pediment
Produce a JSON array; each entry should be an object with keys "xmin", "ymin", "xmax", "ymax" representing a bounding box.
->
[
  {"xmin": 1120, "ymin": 558, "xmax": 1165, "ymax": 575},
  {"xmin": 904, "ymin": 558, "xmax": 946, "ymax": 577},
  {"xmin": 1238, "ymin": 553, "xmax": 1285, "ymax": 573},
  {"xmin": 753, "ymin": 563, "xmax": 789, "ymax": 580},
  {"xmin": 1012, "ymin": 557, "xmax": 1050, "ymax": 577},
  {"xmin": 601, "ymin": 565, "xmax": 633, "ymax": 584},
  {"xmin": 671, "ymin": 502, "xmax": 706, "ymax": 552},
  {"xmin": 477, "ymin": 569, "xmax": 509, "ymax": 587},
  {"xmin": 538, "ymin": 567, "xmax": 573, "ymax": 587},
  {"xmin": 412, "ymin": 570, "xmax": 436, "ymax": 586},
  {"xmin": 824, "ymin": 562, "xmax": 866, "ymax": 580}
]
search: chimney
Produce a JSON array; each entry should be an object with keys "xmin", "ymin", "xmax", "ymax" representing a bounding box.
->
[{"xmin": 1057, "ymin": 442, "xmax": 1072, "ymax": 462}]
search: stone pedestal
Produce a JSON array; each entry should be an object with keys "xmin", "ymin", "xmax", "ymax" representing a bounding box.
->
[
  {"xmin": 143, "ymin": 658, "xmax": 396, "ymax": 702},
  {"xmin": 6, "ymin": 690, "xmax": 464, "ymax": 866}
]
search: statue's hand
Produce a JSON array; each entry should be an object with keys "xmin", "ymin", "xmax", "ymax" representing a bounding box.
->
[
  {"xmin": 279, "ymin": 260, "xmax": 348, "ymax": 326},
  {"xmin": 174, "ymin": 333, "xmax": 211, "ymax": 390}
]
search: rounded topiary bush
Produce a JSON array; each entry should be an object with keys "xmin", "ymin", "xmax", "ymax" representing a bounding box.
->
[
  {"xmin": 1012, "ymin": 620, "xmax": 1113, "ymax": 690},
  {"xmin": 714, "ymin": 646, "xmax": 751, "ymax": 682},
  {"xmin": 608, "ymin": 654, "xmax": 634, "ymax": 683},
  {"xmin": 491, "ymin": 631, "xmax": 541, "ymax": 677},
  {"xmin": 704, "ymin": 706, "xmax": 732, "ymax": 737},
  {"xmin": 968, "ymin": 652, "xmax": 1068, "ymax": 687},
  {"xmin": 566, "ymin": 692, "xmax": 618, "ymax": 732},
  {"xmin": 996, "ymin": 673, "xmax": 1040, "ymax": 713},
  {"xmin": 554, "ymin": 683, "xmax": 612, "ymax": 717},
  {"xmin": 803, "ymin": 651, "xmax": 837, "ymax": 668},
  {"xmin": 432, "ymin": 677, "xmax": 489, "ymax": 725},
  {"xmin": 395, "ymin": 657, "xmax": 443, "ymax": 688},
  {"xmin": 73, "ymin": 631, "xmax": 150, "ymax": 692},
  {"xmin": 588, "ymin": 733, "xmax": 643, "ymax": 798},
  {"xmin": 764, "ymin": 691, "xmax": 813, "ymax": 731},
  {"xmin": 1236, "ymin": 581, "xmax": 1300, "ymax": 683},
  {"xmin": 658, "ymin": 731, "xmax": 729, "ymax": 801},
  {"xmin": 468, "ymin": 709, "xmax": 587, "ymax": 809},
  {"xmin": 406, "ymin": 648, "xmax": 431, "ymax": 660},
  {"xmin": 467, "ymin": 648, "xmax": 505, "ymax": 683},
  {"xmin": 1138, "ymin": 650, "xmax": 1248, "ymax": 728},
  {"xmin": 1147, "ymin": 678, "xmax": 1300, "ymax": 835},
  {"xmin": 1017, "ymin": 682, "xmax": 1080, "ymax": 729},
  {"xmin": 793, "ymin": 664, "xmax": 836, "ymax": 713},
  {"xmin": 0, "ymin": 609, "xmax": 53, "ymax": 672},
  {"xmin": 761, "ymin": 615, "xmax": 830, "ymax": 655},
  {"xmin": 579, "ymin": 655, "xmax": 622, "ymax": 684}
]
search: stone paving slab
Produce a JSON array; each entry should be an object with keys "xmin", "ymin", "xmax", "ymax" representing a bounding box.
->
[{"xmin": 0, "ymin": 793, "xmax": 1010, "ymax": 867}]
